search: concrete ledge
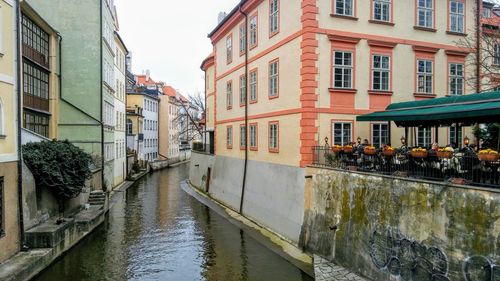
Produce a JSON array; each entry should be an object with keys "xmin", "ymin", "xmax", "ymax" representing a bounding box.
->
[{"xmin": 180, "ymin": 180, "xmax": 314, "ymax": 278}]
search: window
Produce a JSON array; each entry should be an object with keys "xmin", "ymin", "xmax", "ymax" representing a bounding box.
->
[
  {"xmin": 372, "ymin": 123, "xmax": 389, "ymax": 148},
  {"xmin": 250, "ymin": 69, "xmax": 258, "ymax": 102},
  {"xmin": 0, "ymin": 99, "xmax": 3, "ymax": 135},
  {"xmin": 449, "ymin": 126, "xmax": 462, "ymax": 146},
  {"xmin": 227, "ymin": 126, "xmax": 233, "ymax": 148},
  {"xmin": 23, "ymin": 62, "xmax": 49, "ymax": 100},
  {"xmin": 0, "ymin": 177, "xmax": 3, "ymax": 237},
  {"xmin": 333, "ymin": 51, "xmax": 353, "ymax": 88},
  {"xmin": 417, "ymin": 59, "xmax": 433, "ymax": 94},
  {"xmin": 372, "ymin": 55, "xmax": 390, "ymax": 91},
  {"xmin": 335, "ymin": 0, "xmax": 354, "ymax": 16},
  {"xmin": 249, "ymin": 15, "xmax": 258, "ymax": 48},
  {"xmin": 240, "ymin": 125, "xmax": 247, "ymax": 149},
  {"xmin": 449, "ymin": 1, "xmax": 464, "ymax": 33},
  {"xmin": 373, "ymin": 0, "xmax": 391, "ymax": 22},
  {"xmin": 104, "ymin": 143, "xmax": 114, "ymax": 162},
  {"xmin": 226, "ymin": 81, "xmax": 233, "ymax": 109},
  {"xmin": 226, "ymin": 35, "xmax": 232, "ymax": 64},
  {"xmin": 332, "ymin": 122, "xmax": 352, "ymax": 146},
  {"xmin": 269, "ymin": 122, "xmax": 279, "ymax": 152},
  {"xmin": 417, "ymin": 127, "xmax": 432, "ymax": 147},
  {"xmin": 22, "ymin": 13, "xmax": 49, "ymax": 66},
  {"xmin": 250, "ymin": 123, "xmax": 258, "ymax": 149},
  {"xmin": 417, "ymin": 0, "xmax": 434, "ymax": 28},
  {"xmin": 270, "ymin": 0, "xmax": 279, "ymax": 35},
  {"xmin": 239, "ymin": 23, "xmax": 246, "ymax": 54},
  {"xmin": 269, "ymin": 60, "xmax": 279, "ymax": 98},
  {"xmin": 483, "ymin": 8, "xmax": 492, "ymax": 19},
  {"xmin": 23, "ymin": 111, "xmax": 49, "ymax": 137},
  {"xmin": 239, "ymin": 75, "xmax": 246, "ymax": 105},
  {"xmin": 449, "ymin": 63, "xmax": 464, "ymax": 95},
  {"xmin": 494, "ymin": 44, "xmax": 500, "ymax": 65}
]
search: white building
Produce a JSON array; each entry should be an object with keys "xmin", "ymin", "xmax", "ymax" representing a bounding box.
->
[{"xmin": 113, "ymin": 30, "xmax": 128, "ymax": 187}]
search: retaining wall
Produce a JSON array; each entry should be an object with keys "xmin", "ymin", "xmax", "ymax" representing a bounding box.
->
[{"xmin": 300, "ymin": 167, "xmax": 500, "ymax": 281}]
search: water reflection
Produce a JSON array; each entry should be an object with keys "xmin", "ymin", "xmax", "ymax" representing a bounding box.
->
[{"xmin": 34, "ymin": 164, "xmax": 313, "ymax": 281}]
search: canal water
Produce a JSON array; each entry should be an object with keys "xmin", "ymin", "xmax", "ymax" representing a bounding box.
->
[{"xmin": 34, "ymin": 163, "xmax": 313, "ymax": 281}]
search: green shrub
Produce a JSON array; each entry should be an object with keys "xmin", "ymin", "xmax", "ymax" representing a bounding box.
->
[{"xmin": 23, "ymin": 140, "xmax": 93, "ymax": 200}]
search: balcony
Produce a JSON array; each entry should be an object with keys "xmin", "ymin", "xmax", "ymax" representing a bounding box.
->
[
  {"xmin": 23, "ymin": 93, "xmax": 49, "ymax": 112},
  {"xmin": 313, "ymin": 146, "xmax": 500, "ymax": 188},
  {"xmin": 23, "ymin": 43, "xmax": 49, "ymax": 69}
]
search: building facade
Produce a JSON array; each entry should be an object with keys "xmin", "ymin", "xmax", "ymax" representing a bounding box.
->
[
  {"xmin": 0, "ymin": 0, "xmax": 20, "ymax": 264},
  {"xmin": 159, "ymin": 86, "xmax": 180, "ymax": 161},
  {"xmin": 205, "ymin": 0, "xmax": 478, "ymax": 169},
  {"xmin": 113, "ymin": 30, "xmax": 128, "ymax": 188}
]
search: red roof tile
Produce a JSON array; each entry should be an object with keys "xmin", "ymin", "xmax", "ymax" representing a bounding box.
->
[{"xmin": 163, "ymin": 86, "xmax": 177, "ymax": 97}]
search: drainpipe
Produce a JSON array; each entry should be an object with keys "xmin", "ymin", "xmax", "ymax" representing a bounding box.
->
[
  {"xmin": 239, "ymin": 2, "xmax": 249, "ymax": 215},
  {"xmin": 476, "ymin": 0, "xmax": 481, "ymax": 93},
  {"xmin": 15, "ymin": 0, "xmax": 27, "ymax": 251},
  {"xmin": 100, "ymin": 0, "xmax": 105, "ymax": 190}
]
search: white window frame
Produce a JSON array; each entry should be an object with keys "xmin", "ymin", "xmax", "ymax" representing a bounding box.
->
[
  {"xmin": 226, "ymin": 36, "xmax": 232, "ymax": 63},
  {"xmin": 249, "ymin": 16, "xmax": 258, "ymax": 47},
  {"xmin": 372, "ymin": 55, "xmax": 390, "ymax": 91},
  {"xmin": 250, "ymin": 124, "xmax": 257, "ymax": 148},
  {"xmin": 250, "ymin": 70, "xmax": 257, "ymax": 102},
  {"xmin": 240, "ymin": 125, "xmax": 247, "ymax": 148},
  {"xmin": 269, "ymin": 61, "xmax": 279, "ymax": 97},
  {"xmin": 239, "ymin": 24, "xmax": 246, "ymax": 54},
  {"xmin": 449, "ymin": 126, "xmax": 462, "ymax": 147},
  {"xmin": 332, "ymin": 122, "xmax": 352, "ymax": 146},
  {"xmin": 417, "ymin": 59, "xmax": 433, "ymax": 94},
  {"xmin": 226, "ymin": 81, "xmax": 233, "ymax": 108},
  {"xmin": 269, "ymin": 123, "xmax": 279, "ymax": 150},
  {"xmin": 333, "ymin": 51, "xmax": 353, "ymax": 89},
  {"xmin": 449, "ymin": 1, "xmax": 464, "ymax": 33},
  {"xmin": 371, "ymin": 123, "xmax": 389, "ymax": 148},
  {"xmin": 227, "ymin": 126, "xmax": 233, "ymax": 147},
  {"xmin": 270, "ymin": 0, "xmax": 279, "ymax": 34},
  {"xmin": 417, "ymin": 127, "xmax": 432, "ymax": 147},
  {"xmin": 335, "ymin": 0, "xmax": 354, "ymax": 16},
  {"xmin": 494, "ymin": 43, "xmax": 500, "ymax": 65},
  {"xmin": 417, "ymin": 0, "xmax": 434, "ymax": 28},
  {"xmin": 449, "ymin": 63, "xmax": 464, "ymax": 96},
  {"xmin": 373, "ymin": 0, "xmax": 391, "ymax": 22},
  {"xmin": 240, "ymin": 75, "xmax": 246, "ymax": 105}
]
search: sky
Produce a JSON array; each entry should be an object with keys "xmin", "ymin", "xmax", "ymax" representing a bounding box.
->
[{"xmin": 115, "ymin": 0, "xmax": 237, "ymax": 96}]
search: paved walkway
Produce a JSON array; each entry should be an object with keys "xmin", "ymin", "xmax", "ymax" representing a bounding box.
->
[{"xmin": 314, "ymin": 255, "xmax": 368, "ymax": 281}]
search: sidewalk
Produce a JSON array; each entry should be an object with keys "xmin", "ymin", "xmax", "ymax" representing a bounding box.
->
[{"xmin": 314, "ymin": 255, "xmax": 368, "ymax": 281}]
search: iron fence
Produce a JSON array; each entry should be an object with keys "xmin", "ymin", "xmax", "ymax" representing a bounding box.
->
[{"xmin": 312, "ymin": 146, "xmax": 500, "ymax": 188}]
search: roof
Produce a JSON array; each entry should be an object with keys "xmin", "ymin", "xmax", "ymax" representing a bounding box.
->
[
  {"xmin": 208, "ymin": 1, "xmax": 246, "ymax": 38},
  {"xmin": 356, "ymin": 92, "xmax": 500, "ymax": 126},
  {"xmin": 136, "ymin": 75, "xmax": 156, "ymax": 87},
  {"xmin": 201, "ymin": 52, "xmax": 215, "ymax": 70},
  {"xmin": 178, "ymin": 94, "xmax": 189, "ymax": 102},
  {"xmin": 163, "ymin": 86, "xmax": 177, "ymax": 97}
]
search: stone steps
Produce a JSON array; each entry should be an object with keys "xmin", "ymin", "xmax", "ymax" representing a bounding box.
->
[{"xmin": 88, "ymin": 191, "xmax": 106, "ymax": 206}]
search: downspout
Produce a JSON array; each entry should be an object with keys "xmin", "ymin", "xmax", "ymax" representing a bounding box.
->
[
  {"xmin": 239, "ymin": 3, "xmax": 249, "ymax": 214},
  {"xmin": 476, "ymin": 0, "xmax": 481, "ymax": 93},
  {"xmin": 15, "ymin": 0, "xmax": 27, "ymax": 251},
  {"xmin": 100, "ymin": 0, "xmax": 105, "ymax": 190}
]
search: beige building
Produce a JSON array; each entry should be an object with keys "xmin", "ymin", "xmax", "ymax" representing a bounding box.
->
[
  {"xmin": 204, "ymin": 0, "xmax": 478, "ymax": 169},
  {"xmin": 0, "ymin": 0, "xmax": 20, "ymax": 263},
  {"xmin": 159, "ymin": 86, "xmax": 180, "ymax": 161}
]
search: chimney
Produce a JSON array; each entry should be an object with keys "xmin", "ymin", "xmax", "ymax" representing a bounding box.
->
[
  {"xmin": 217, "ymin": 12, "xmax": 227, "ymax": 24},
  {"xmin": 126, "ymin": 52, "xmax": 132, "ymax": 72},
  {"xmin": 146, "ymin": 69, "xmax": 150, "ymax": 82}
]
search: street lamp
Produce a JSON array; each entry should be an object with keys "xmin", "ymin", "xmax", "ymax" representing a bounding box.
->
[
  {"xmin": 401, "ymin": 136, "xmax": 406, "ymax": 145},
  {"xmin": 357, "ymin": 137, "xmax": 362, "ymax": 145},
  {"xmin": 464, "ymin": 136, "xmax": 470, "ymax": 146}
]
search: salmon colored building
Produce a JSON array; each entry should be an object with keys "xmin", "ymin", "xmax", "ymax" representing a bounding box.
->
[{"xmin": 203, "ymin": 0, "xmax": 480, "ymax": 170}]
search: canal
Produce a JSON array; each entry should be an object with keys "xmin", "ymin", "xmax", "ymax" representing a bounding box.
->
[{"xmin": 34, "ymin": 163, "xmax": 313, "ymax": 281}]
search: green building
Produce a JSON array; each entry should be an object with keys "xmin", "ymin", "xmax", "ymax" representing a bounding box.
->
[{"xmin": 25, "ymin": 0, "xmax": 118, "ymax": 188}]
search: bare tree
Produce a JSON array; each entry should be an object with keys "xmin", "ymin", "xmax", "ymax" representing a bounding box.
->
[
  {"xmin": 171, "ymin": 91, "xmax": 205, "ymax": 143},
  {"xmin": 456, "ymin": 7, "xmax": 500, "ymax": 92}
]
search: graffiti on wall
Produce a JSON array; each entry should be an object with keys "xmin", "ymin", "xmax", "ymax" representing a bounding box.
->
[
  {"xmin": 369, "ymin": 227, "xmax": 450, "ymax": 281},
  {"xmin": 463, "ymin": 255, "xmax": 500, "ymax": 281}
]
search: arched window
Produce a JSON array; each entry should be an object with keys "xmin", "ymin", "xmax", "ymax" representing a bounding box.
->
[{"xmin": 126, "ymin": 119, "xmax": 133, "ymax": 135}]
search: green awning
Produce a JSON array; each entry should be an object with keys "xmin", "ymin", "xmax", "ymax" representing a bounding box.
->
[{"xmin": 357, "ymin": 91, "xmax": 500, "ymax": 126}]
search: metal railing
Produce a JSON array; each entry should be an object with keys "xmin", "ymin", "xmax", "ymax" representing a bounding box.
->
[{"xmin": 312, "ymin": 146, "xmax": 500, "ymax": 188}]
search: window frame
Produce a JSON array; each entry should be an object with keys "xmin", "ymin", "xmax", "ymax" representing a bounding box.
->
[
  {"xmin": 239, "ymin": 22, "xmax": 246, "ymax": 56},
  {"xmin": 249, "ymin": 13, "xmax": 258, "ymax": 49},
  {"xmin": 332, "ymin": 51, "xmax": 354, "ymax": 89},
  {"xmin": 416, "ymin": 0, "xmax": 435, "ymax": 29},
  {"xmin": 448, "ymin": 0, "xmax": 465, "ymax": 34},
  {"xmin": 269, "ymin": 59, "xmax": 279, "ymax": 99},
  {"xmin": 371, "ymin": 54, "xmax": 391, "ymax": 92},
  {"xmin": 0, "ymin": 98, "xmax": 4, "ymax": 136},
  {"xmin": 334, "ymin": 0, "xmax": 355, "ymax": 17},
  {"xmin": 226, "ymin": 80, "xmax": 233, "ymax": 109},
  {"xmin": 227, "ymin": 125, "xmax": 233, "ymax": 149},
  {"xmin": 448, "ymin": 126, "xmax": 463, "ymax": 147},
  {"xmin": 332, "ymin": 121, "xmax": 353, "ymax": 146},
  {"xmin": 448, "ymin": 62, "xmax": 464, "ymax": 96},
  {"xmin": 250, "ymin": 123, "xmax": 258, "ymax": 150},
  {"xmin": 268, "ymin": 121, "xmax": 279, "ymax": 152},
  {"xmin": 240, "ymin": 124, "xmax": 247, "ymax": 150},
  {"xmin": 0, "ymin": 177, "xmax": 3, "ymax": 237},
  {"xmin": 416, "ymin": 59, "xmax": 434, "ymax": 94},
  {"xmin": 226, "ymin": 34, "xmax": 233, "ymax": 64},
  {"xmin": 417, "ymin": 127, "xmax": 433, "ymax": 148},
  {"xmin": 269, "ymin": 0, "xmax": 280, "ymax": 37},
  {"xmin": 372, "ymin": 0, "xmax": 392, "ymax": 22},
  {"xmin": 239, "ymin": 74, "xmax": 247, "ymax": 106},
  {"xmin": 494, "ymin": 43, "xmax": 500, "ymax": 66},
  {"xmin": 371, "ymin": 122, "xmax": 389, "ymax": 148},
  {"xmin": 249, "ymin": 68, "xmax": 258, "ymax": 103}
]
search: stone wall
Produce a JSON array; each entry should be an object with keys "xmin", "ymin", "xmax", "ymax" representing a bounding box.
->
[
  {"xmin": 300, "ymin": 167, "xmax": 500, "ymax": 281},
  {"xmin": 189, "ymin": 152, "xmax": 306, "ymax": 244}
]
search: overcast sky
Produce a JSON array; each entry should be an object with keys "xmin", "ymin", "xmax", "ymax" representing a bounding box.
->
[{"xmin": 115, "ymin": 0, "xmax": 237, "ymax": 96}]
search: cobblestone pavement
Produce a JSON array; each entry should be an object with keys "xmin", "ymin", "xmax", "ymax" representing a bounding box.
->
[{"xmin": 314, "ymin": 255, "xmax": 368, "ymax": 281}]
